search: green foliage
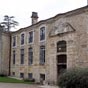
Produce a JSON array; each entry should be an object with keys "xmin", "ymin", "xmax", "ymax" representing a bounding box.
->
[
  {"xmin": 0, "ymin": 15, "xmax": 18, "ymax": 31},
  {"xmin": 0, "ymin": 74, "xmax": 7, "ymax": 77},
  {"xmin": 58, "ymin": 68, "xmax": 88, "ymax": 88},
  {"xmin": 23, "ymin": 78, "xmax": 35, "ymax": 82}
]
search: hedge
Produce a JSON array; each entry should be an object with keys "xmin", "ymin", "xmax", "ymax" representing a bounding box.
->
[{"xmin": 58, "ymin": 68, "xmax": 88, "ymax": 88}]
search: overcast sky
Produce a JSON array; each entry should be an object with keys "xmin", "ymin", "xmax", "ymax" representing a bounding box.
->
[{"xmin": 0, "ymin": 0, "xmax": 87, "ymax": 31}]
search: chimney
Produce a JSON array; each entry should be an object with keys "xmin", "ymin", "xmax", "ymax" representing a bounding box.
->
[{"xmin": 31, "ymin": 12, "xmax": 38, "ymax": 25}]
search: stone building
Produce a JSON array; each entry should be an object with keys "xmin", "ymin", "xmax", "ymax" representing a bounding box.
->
[{"xmin": 1, "ymin": 6, "xmax": 88, "ymax": 84}]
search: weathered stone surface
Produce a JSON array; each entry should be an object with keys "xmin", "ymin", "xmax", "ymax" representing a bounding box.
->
[{"xmin": 1, "ymin": 6, "xmax": 88, "ymax": 84}]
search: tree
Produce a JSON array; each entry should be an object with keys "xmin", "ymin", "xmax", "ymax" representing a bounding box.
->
[{"xmin": 0, "ymin": 15, "xmax": 19, "ymax": 31}]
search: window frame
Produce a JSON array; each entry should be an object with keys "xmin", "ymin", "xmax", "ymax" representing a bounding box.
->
[
  {"xmin": 28, "ymin": 31, "xmax": 34, "ymax": 44},
  {"xmin": 20, "ymin": 49, "xmax": 24, "ymax": 64},
  {"xmin": 39, "ymin": 26, "xmax": 46, "ymax": 42},
  {"xmin": 12, "ymin": 36, "xmax": 17, "ymax": 48},
  {"xmin": 13, "ymin": 50, "xmax": 16, "ymax": 64},
  {"xmin": 20, "ymin": 32, "xmax": 25, "ymax": 45},
  {"xmin": 28, "ymin": 73, "xmax": 33, "ymax": 79},
  {"xmin": 28, "ymin": 47, "xmax": 33, "ymax": 65},
  {"xmin": 57, "ymin": 40, "xmax": 66, "ymax": 52},
  {"xmin": 20, "ymin": 73, "xmax": 24, "ymax": 78},
  {"xmin": 40, "ymin": 46, "xmax": 45, "ymax": 65}
]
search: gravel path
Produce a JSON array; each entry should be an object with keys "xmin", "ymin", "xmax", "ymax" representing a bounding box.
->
[{"xmin": 0, "ymin": 83, "xmax": 58, "ymax": 88}]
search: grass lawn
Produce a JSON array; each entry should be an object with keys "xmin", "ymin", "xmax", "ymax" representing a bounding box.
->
[{"xmin": 0, "ymin": 77, "xmax": 33, "ymax": 84}]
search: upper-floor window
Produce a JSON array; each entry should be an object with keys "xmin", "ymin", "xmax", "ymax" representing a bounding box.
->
[
  {"xmin": 20, "ymin": 49, "xmax": 24, "ymax": 64},
  {"xmin": 57, "ymin": 40, "xmax": 66, "ymax": 52},
  {"xmin": 29, "ymin": 31, "xmax": 33, "ymax": 43},
  {"xmin": 13, "ymin": 50, "xmax": 16, "ymax": 64},
  {"xmin": 21, "ymin": 33, "xmax": 24, "ymax": 45},
  {"xmin": 40, "ymin": 27, "xmax": 45, "ymax": 41},
  {"xmin": 13, "ymin": 36, "xmax": 16, "ymax": 47},
  {"xmin": 28, "ymin": 47, "xmax": 33, "ymax": 65},
  {"xmin": 40, "ymin": 46, "xmax": 45, "ymax": 64}
]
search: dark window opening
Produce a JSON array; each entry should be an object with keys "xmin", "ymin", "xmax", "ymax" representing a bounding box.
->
[
  {"xmin": 29, "ymin": 31, "xmax": 33, "ymax": 43},
  {"xmin": 28, "ymin": 48, "xmax": 33, "ymax": 65},
  {"xmin": 13, "ymin": 50, "xmax": 15, "ymax": 64},
  {"xmin": 28, "ymin": 73, "xmax": 33, "ymax": 79},
  {"xmin": 12, "ymin": 72, "xmax": 15, "ymax": 76},
  {"xmin": 20, "ymin": 73, "xmax": 24, "ymax": 78},
  {"xmin": 40, "ymin": 46, "xmax": 45, "ymax": 65},
  {"xmin": 57, "ymin": 41, "xmax": 66, "ymax": 52},
  {"xmin": 20, "ymin": 49, "xmax": 24, "ymax": 64},
  {"xmin": 13, "ymin": 36, "xmax": 16, "ymax": 47},
  {"xmin": 21, "ymin": 34, "xmax": 24, "ymax": 45},
  {"xmin": 40, "ymin": 27, "xmax": 45, "ymax": 41},
  {"xmin": 40, "ymin": 74, "xmax": 45, "ymax": 81},
  {"xmin": 57, "ymin": 55, "xmax": 67, "ymax": 74}
]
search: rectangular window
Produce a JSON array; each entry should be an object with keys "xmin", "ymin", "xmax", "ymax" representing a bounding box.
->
[
  {"xmin": 28, "ymin": 48, "xmax": 33, "ymax": 65},
  {"xmin": 13, "ymin": 36, "xmax": 16, "ymax": 47},
  {"xmin": 40, "ymin": 74, "xmax": 45, "ymax": 80},
  {"xmin": 20, "ymin": 49, "xmax": 24, "ymax": 64},
  {"xmin": 29, "ymin": 31, "xmax": 33, "ymax": 43},
  {"xmin": 28, "ymin": 73, "xmax": 33, "ymax": 79},
  {"xmin": 21, "ymin": 33, "xmax": 24, "ymax": 45},
  {"xmin": 40, "ymin": 27, "xmax": 45, "ymax": 41},
  {"xmin": 40, "ymin": 46, "xmax": 45, "ymax": 64},
  {"xmin": 20, "ymin": 73, "xmax": 24, "ymax": 78},
  {"xmin": 12, "ymin": 72, "xmax": 15, "ymax": 76},
  {"xmin": 13, "ymin": 50, "xmax": 15, "ymax": 64}
]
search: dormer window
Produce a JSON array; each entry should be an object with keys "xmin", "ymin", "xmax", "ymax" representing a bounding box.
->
[
  {"xmin": 21, "ymin": 33, "xmax": 24, "ymax": 45},
  {"xmin": 29, "ymin": 31, "xmax": 33, "ymax": 43},
  {"xmin": 40, "ymin": 27, "xmax": 45, "ymax": 41},
  {"xmin": 13, "ymin": 36, "xmax": 16, "ymax": 47}
]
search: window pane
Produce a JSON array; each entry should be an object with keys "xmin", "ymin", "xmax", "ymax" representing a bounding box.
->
[
  {"xmin": 13, "ymin": 36, "xmax": 16, "ymax": 46},
  {"xmin": 40, "ymin": 27, "xmax": 45, "ymax": 41},
  {"xmin": 40, "ymin": 74, "xmax": 45, "ymax": 80},
  {"xmin": 13, "ymin": 50, "xmax": 15, "ymax": 64},
  {"xmin": 29, "ymin": 31, "xmax": 33, "ymax": 43},
  {"xmin": 40, "ymin": 46, "xmax": 45, "ymax": 64},
  {"xmin": 21, "ymin": 34, "xmax": 24, "ymax": 45},
  {"xmin": 20, "ymin": 49, "xmax": 24, "ymax": 64},
  {"xmin": 28, "ymin": 48, "xmax": 33, "ymax": 65},
  {"xmin": 28, "ymin": 73, "xmax": 33, "ymax": 79},
  {"xmin": 12, "ymin": 72, "xmax": 15, "ymax": 76},
  {"xmin": 20, "ymin": 73, "xmax": 24, "ymax": 78},
  {"xmin": 57, "ymin": 41, "xmax": 66, "ymax": 52}
]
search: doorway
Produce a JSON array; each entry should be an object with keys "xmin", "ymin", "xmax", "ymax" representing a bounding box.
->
[{"xmin": 57, "ymin": 55, "xmax": 67, "ymax": 76}]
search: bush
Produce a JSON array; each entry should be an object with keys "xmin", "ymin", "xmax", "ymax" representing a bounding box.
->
[
  {"xmin": 0, "ymin": 74, "xmax": 7, "ymax": 77},
  {"xmin": 58, "ymin": 68, "xmax": 88, "ymax": 88},
  {"xmin": 23, "ymin": 78, "xmax": 35, "ymax": 82}
]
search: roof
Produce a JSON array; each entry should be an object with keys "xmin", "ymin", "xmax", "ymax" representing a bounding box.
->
[{"xmin": 11, "ymin": 5, "xmax": 88, "ymax": 34}]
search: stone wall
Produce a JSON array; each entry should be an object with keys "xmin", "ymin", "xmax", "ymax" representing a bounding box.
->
[{"xmin": 10, "ymin": 7, "xmax": 88, "ymax": 84}]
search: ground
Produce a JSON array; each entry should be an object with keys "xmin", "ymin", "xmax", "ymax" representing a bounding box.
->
[{"xmin": 0, "ymin": 83, "xmax": 58, "ymax": 88}]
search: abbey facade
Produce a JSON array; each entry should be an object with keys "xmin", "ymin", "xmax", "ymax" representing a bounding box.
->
[{"xmin": 0, "ymin": 6, "xmax": 88, "ymax": 84}]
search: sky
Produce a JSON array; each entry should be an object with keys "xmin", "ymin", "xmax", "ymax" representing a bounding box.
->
[{"xmin": 0, "ymin": 0, "xmax": 87, "ymax": 31}]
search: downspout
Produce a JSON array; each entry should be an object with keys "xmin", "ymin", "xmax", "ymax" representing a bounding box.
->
[{"xmin": 8, "ymin": 33, "xmax": 11, "ymax": 76}]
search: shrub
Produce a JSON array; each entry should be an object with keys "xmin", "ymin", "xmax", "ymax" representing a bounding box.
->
[
  {"xmin": 0, "ymin": 74, "xmax": 7, "ymax": 77},
  {"xmin": 58, "ymin": 68, "xmax": 88, "ymax": 88},
  {"xmin": 23, "ymin": 78, "xmax": 35, "ymax": 82}
]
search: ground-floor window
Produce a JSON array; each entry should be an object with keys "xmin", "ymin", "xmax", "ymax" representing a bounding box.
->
[
  {"xmin": 20, "ymin": 73, "xmax": 24, "ymax": 78},
  {"xmin": 40, "ymin": 74, "xmax": 45, "ymax": 81},
  {"xmin": 28, "ymin": 73, "xmax": 33, "ymax": 79},
  {"xmin": 12, "ymin": 72, "xmax": 15, "ymax": 76}
]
